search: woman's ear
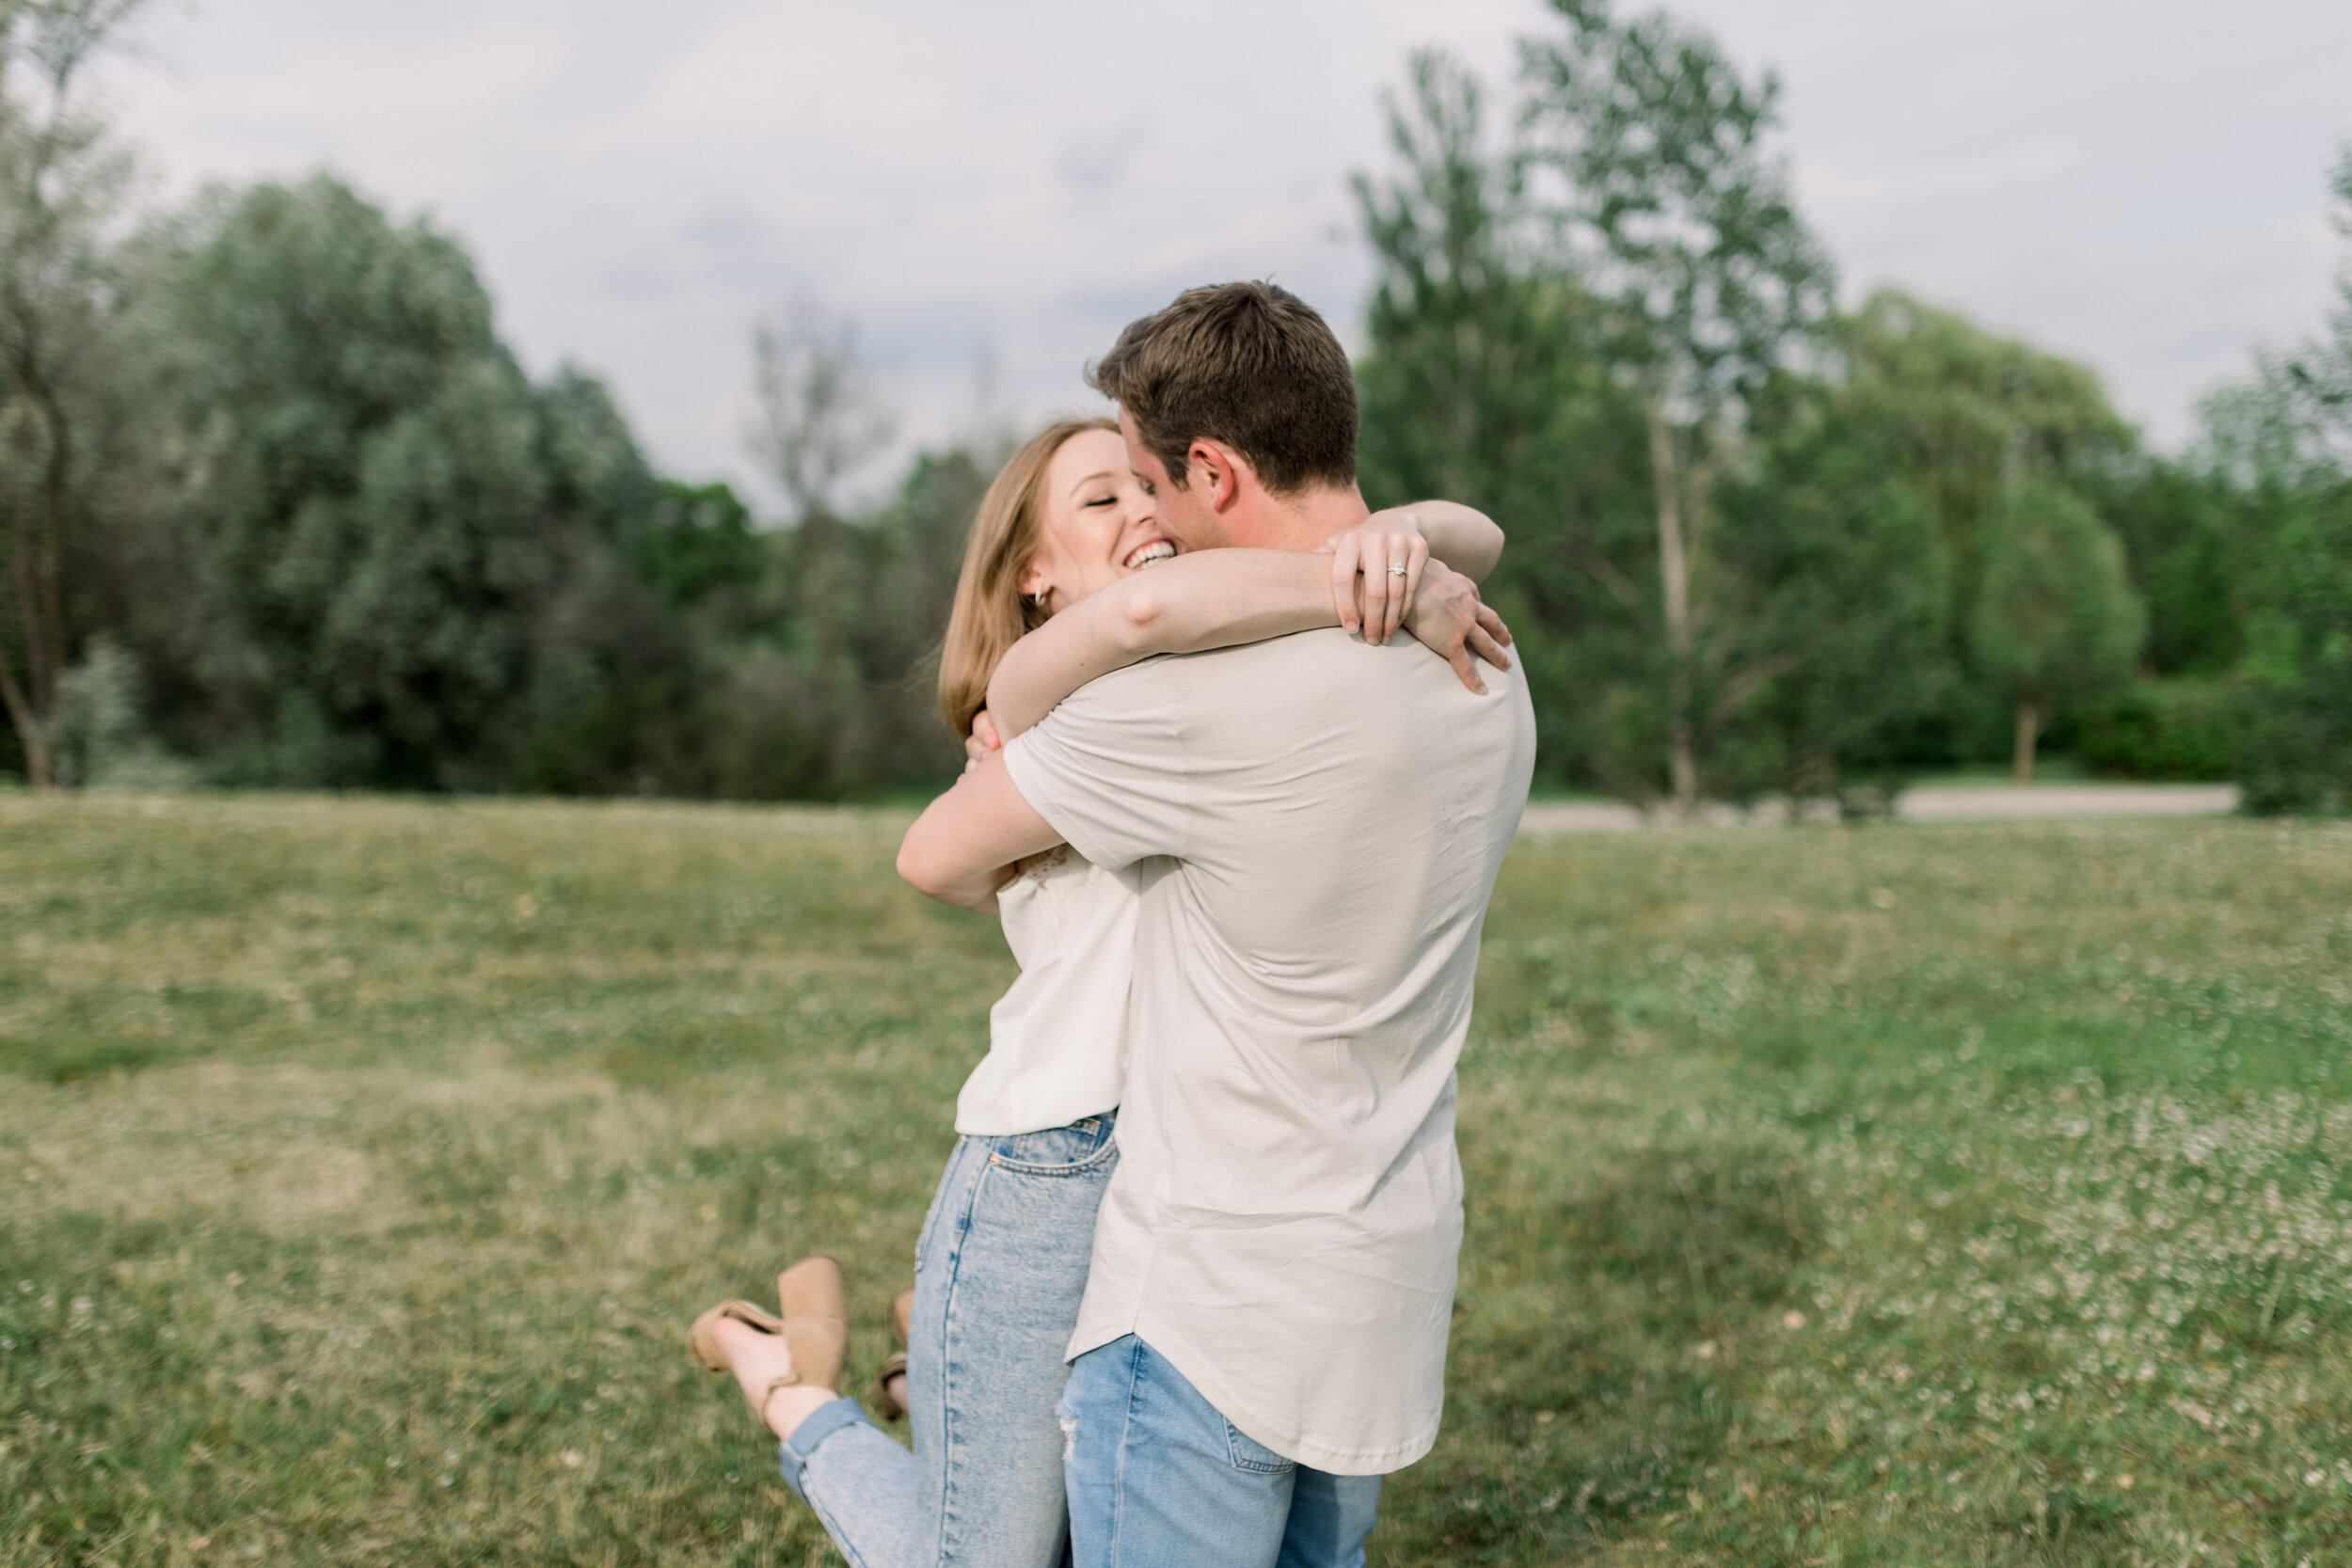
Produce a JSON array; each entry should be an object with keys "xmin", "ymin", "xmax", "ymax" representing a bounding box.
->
[{"xmin": 1017, "ymin": 557, "xmax": 1050, "ymax": 603}]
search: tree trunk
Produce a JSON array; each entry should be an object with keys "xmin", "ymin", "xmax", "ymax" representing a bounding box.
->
[
  {"xmin": 33, "ymin": 373, "xmax": 73, "ymax": 721},
  {"xmin": 6, "ymin": 465, "xmax": 58, "ymax": 788},
  {"xmin": 2012, "ymin": 699, "xmax": 2039, "ymax": 785},
  {"xmin": 0, "ymin": 641, "xmax": 53, "ymax": 787},
  {"xmin": 1646, "ymin": 398, "xmax": 1697, "ymax": 814},
  {"xmin": 5, "ymin": 404, "xmax": 60, "ymax": 788},
  {"xmin": 0, "ymin": 0, "xmax": 128, "ymax": 792}
]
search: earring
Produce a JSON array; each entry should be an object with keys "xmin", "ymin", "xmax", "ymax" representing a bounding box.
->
[{"xmin": 1030, "ymin": 589, "xmax": 1050, "ymax": 610}]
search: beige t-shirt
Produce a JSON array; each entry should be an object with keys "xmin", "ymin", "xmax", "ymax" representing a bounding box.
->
[{"xmin": 1002, "ymin": 626, "xmax": 1535, "ymax": 1475}]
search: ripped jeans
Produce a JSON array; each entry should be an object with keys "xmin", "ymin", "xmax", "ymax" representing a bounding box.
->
[
  {"xmin": 776, "ymin": 1111, "xmax": 1119, "ymax": 1568},
  {"xmin": 1059, "ymin": 1335, "xmax": 1381, "ymax": 1568}
]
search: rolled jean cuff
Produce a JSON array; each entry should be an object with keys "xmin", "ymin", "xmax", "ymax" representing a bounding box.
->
[{"xmin": 775, "ymin": 1397, "xmax": 871, "ymax": 1500}]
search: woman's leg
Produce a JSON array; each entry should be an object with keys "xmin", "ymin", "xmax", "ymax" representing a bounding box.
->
[
  {"xmin": 910, "ymin": 1113, "xmax": 1119, "ymax": 1568},
  {"xmin": 707, "ymin": 1319, "xmax": 920, "ymax": 1568}
]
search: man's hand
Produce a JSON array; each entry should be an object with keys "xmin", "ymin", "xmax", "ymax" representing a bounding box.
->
[
  {"xmin": 1402, "ymin": 562, "xmax": 1514, "ymax": 694},
  {"xmin": 1320, "ymin": 511, "xmax": 1430, "ymax": 646}
]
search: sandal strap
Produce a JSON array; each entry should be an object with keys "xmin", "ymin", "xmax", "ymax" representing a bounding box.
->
[{"xmin": 758, "ymin": 1370, "xmax": 803, "ymax": 1431}]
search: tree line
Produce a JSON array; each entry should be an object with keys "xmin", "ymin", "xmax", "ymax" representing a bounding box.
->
[
  {"xmin": 5, "ymin": 0, "xmax": 2348, "ymax": 812},
  {"xmin": 1351, "ymin": 2, "xmax": 2349, "ymax": 815}
]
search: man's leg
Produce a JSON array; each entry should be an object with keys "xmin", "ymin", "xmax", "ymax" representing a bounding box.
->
[
  {"xmin": 1060, "ymin": 1335, "xmax": 1296, "ymax": 1568},
  {"xmin": 1277, "ymin": 1467, "xmax": 1382, "ymax": 1568}
]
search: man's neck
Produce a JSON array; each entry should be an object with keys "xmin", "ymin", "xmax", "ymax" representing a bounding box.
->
[{"xmin": 1230, "ymin": 482, "xmax": 1371, "ymax": 552}]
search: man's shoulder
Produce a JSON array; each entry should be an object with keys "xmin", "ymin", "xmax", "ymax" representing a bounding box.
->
[
  {"xmin": 1019, "ymin": 655, "xmax": 1185, "ymax": 760},
  {"xmin": 1163, "ymin": 627, "xmax": 1374, "ymax": 681},
  {"xmin": 1168, "ymin": 628, "xmax": 1517, "ymax": 710},
  {"xmin": 1162, "ymin": 633, "xmax": 1533, "ymax": 780},
  {"xmin": 1051, "ymin": 653, "xmax": 1180, "ymax": 717}
]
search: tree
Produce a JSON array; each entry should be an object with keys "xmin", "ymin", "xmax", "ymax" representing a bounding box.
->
[
  {"xmin": 1709, "ymin": 377, "xmax": 1955, "ymax": 801},
  {"xmin": 748, "ymin": 297, "xmax": 895, "ymax": 524},
  {"xmin": 634, "ymin": 480, "xmax": 758, "ymax": 609},
  {"xmin": 2069, "ymin": 457, "xmax": 2245, "ymax": 784},
  {"xmin": 1968, "ymin": 483, "xmax": 2145, "ymax": 782},
  {"xmin": 0, "ymin": 0, "xmax": 141, "ymax": 788},
  {"xmin": 1834, "ymin": 293, "xmax": 2134, "ymax": 619},
  {"xmin": 2228, "ymin": 474, "xmax": 2351, "ymax": 812},
  {"xmin": 1518, "ymin": 0, "xmax": 1836, "ymax": 812},
  {"xmin": 2203, "ymin": 147, "xmax": 2352, "ymax": 813},
  {"xmin": 1351, "ymin": 49, "xmax": 1659, "ymax": 793},
  {"xmin": 1831, "ymin": 289, "xmax": 2139, "ymax": 761},
  {"xmin": 1355, "ymin": 51, "xmax": 1563, "ymax": 507},
  {"xmin": 121, "ymin": 174, "xmax": 653, "ymax": 788},
  {"xmin": 1355, "ymin": 40, "xmax": 1948, "ymax": 807},
  {"xmin": 2101, "ymin": 459, "xmax": 2242, "ymax": 678},
  {"xmin": 2257, "ymin": 146, "xmax": 2351, "ymax": 468}
]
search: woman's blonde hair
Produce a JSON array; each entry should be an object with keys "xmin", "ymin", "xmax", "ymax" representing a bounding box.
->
[{"xmin": 936, "ymin": 419, "xmax": 1119, "ymax": 736}]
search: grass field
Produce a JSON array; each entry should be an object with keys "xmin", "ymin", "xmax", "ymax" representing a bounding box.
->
[{"xmin": 4, "ymin": 794, "xmax": 2351, "ymax": 1567}]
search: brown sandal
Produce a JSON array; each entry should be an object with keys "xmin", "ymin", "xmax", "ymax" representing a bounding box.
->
[
  {"xmin": 685, "ymin": 1300, "xmax": 795, "ymax": 1427},
  {"xmin": 686, "ymin": 1255, "xmax": 850, "ymax": 1427},
  {"xmin": 686, "ymin": 1297, "xmax": 778, "ymax": 1365},
  {"xmin": 872, "ymin": 1287, "xmax": 915, "ymax": 1420},
  {"xmin": 772, "ymin": 1255, "xmax": 850, "ymax": 1394}
]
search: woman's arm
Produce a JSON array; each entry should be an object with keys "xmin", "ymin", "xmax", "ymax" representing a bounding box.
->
[
  {"xmin": 985, "ymin": 546, "xmax": 1513, "ymax": 739},
  {"xmin": 1325, "ymin": 500, "xmax": 1503, "ymax": 647},
  {"xmin": 897, "ymin": 752, "xmax": 1064, "ymax": 914},
  {"xmin": 987, "ymin": 549, "xmax": 1338, "ymax": 737},
  {"xmin": 1354, "ymin": 500, "xmax": 1504, "ymax": 584}
]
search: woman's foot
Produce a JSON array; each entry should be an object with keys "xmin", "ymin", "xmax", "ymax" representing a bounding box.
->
[
  {"xmin": 709, "ymin": 1313, "xmax": 838, "ymax": 1442},
  {"xmin": 873, "ymin": 1286, "xmax": 915, "ymax": 1420}
]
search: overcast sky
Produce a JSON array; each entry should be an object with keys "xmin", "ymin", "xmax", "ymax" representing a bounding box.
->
[{"xmin": 107, "ymin": 0, "xmax": 2350, "ymax": 515}]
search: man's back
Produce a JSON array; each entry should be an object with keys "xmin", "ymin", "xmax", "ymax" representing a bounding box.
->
[{"xmin": 1004, "ymin": 626, "xmax": 1535, "ymax": 1474}]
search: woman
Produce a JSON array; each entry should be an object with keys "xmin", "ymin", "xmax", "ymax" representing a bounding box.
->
[{"xmin": 688, "ymin": 419, "xmax": 1510, "ymax": 1567}]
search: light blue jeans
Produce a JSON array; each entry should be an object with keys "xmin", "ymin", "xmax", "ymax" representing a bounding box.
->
[
  {"xmin": 776, "ymin": 1111, "xmax": 1120, "ymax": 1568},
  {"xmin": 1059, "ymin": 1335, "xmax": 1383, "ymax": 1568}
]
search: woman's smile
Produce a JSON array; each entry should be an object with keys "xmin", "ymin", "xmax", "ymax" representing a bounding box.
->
[{"xmin": 1023, "ymin": 427, "xmax": 1169, "ymax": 610}]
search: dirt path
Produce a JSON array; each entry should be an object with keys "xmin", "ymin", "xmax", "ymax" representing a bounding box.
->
[{"xmin": 1518, "ymin": 783, "xmax": 2241, "ymax": 835}]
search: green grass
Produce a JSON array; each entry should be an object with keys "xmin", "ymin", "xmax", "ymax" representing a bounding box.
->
[{"xmin": 4, "ymin": 794, "xmax": 2349, "ymax": 1566}]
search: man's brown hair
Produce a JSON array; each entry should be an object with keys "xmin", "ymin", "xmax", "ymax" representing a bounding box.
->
[{"xmin": 1087, "ymin": 281, "xmax": 1358, "ymax": 495}]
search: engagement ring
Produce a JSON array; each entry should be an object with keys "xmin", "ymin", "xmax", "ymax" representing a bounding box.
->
[{"xmin": 1388, "ymin": 563, "xmax": 1409, "ymax": 576}]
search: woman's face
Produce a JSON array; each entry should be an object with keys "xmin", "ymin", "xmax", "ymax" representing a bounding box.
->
[{"xmin": 1019, "ymin": 428, "xmax": 1172, "ymax": 615}]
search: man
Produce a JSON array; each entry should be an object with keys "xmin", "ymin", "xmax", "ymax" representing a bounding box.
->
[{"xmin": 898, "ymin": 281, "xmax": 1534, "ymax": 1566}]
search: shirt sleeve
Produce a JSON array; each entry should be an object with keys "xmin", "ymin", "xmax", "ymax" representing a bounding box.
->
[{"xmin": 1000, "ymin": 659, "xmax": 1189, "ymax": 873}]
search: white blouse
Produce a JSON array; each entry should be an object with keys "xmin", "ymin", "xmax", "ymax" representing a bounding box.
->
[{"xmin": 952, "ymin": 845, "xmax": 1137, "ymax": 1136}]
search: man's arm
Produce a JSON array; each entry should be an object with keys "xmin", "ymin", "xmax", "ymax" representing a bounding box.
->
[{"xmin": 896, "ymin": 751, "xmax": 1066, "ymax": 913}]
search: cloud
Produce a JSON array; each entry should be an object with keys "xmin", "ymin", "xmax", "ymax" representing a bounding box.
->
[
  {"xmin": 1803, "ymin": 147, "xmax": 2079, "ymax": 209},
  {"xmin": 103, "ymin": 0, "xmax": 2352, "ymax": 488},
  {"xmin": 1055, "ymin": 120, "xmax": 1151, "ymax": 196}
]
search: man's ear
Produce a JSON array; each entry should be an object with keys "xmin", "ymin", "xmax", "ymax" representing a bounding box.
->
[{"xmin": 1186, "ymin": 439, "xmax": 1251, "ymax": 513}]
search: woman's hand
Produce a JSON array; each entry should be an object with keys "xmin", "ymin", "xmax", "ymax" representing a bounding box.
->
[
  {"xmin": 1403, "ymin": 562, "xmax": 1515, "ymax": 694},
  {"xmin": 963, "ymin": 709, "xmax": 1004, "ymax": 773},
  {"xmin": 1320, "ymin": 510, "xmax": 1431, "ymax": 647}
]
